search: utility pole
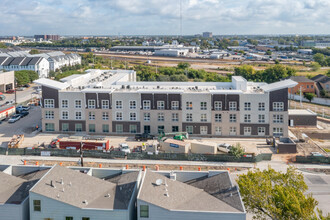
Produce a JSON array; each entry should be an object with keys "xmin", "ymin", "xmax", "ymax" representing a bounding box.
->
[
  {"xmin": 14, "ymin": 77, "xmax": 17, "ymax": 104},
  {"xmin": 80, "ymin": 141, "xmax": 84, "ymax": 167},
  {"xmin": 299, "ymin": 86, "xmax": 302, "ymax": 107}
]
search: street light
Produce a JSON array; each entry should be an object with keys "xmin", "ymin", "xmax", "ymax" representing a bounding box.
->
[{"xmin": 14, "ymin": 77, "xmax": 17, "ymax": 105}]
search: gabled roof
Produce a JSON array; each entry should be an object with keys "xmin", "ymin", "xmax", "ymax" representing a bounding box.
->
[
  {"xmin": 288, "ymin": 76, "xmax": 314, "ymax": 83},
  {"xmin": 138, "ymin": 170, "xmax": 243, "ymax": 213},
  {"xmin": 0, "ymin": 57, "xmax": 9, "ymax": 65},
  {"xmin": 28, "ymin": 57, "xmax": 43, "ymax": 65},
  {"xmin": 1, "ymin": 57, "xmax": 14, "ymax": 66},
  {"xmin": 311, "ymin": 74, "xmax": 329, "ymax": 83},
  {"xmin": 20, "ymin": 57, "xmax": 33, "ymax": 66},
  {"xmin": 261, "ymin": 79, "xmax": 298, "ymax": 92},
  {"xmin": 0, "ymin": 171, "xmax": 43, "ymax": 205},
  {"xmin": 9, "ymin": 57, "xmax": 25, "ymax": 66},
  {"xmin": 30, "ymin": 166, "xmax": 138, "ymax": 210}
]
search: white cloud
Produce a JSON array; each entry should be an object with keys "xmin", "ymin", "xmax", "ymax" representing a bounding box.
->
[{"xmin": 0, "ymin": 0, "xmax": 329, "ymax": 35}]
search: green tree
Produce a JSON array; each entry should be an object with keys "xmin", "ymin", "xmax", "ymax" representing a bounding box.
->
[
  {"xmin": 29, "ymin": 49, "xmax": 40, "ymax": 55},
  {"xmin": 326, "ymin": 70, "xmax": 330, "ymax": 77},
  {"xmin": 310, "ymin": 62, "xmax": 321, "ymax": 71},
  {"xmin": 229, "ymin": 143, "xmax": 245, "ymax": 158},
  {"xmin": 266, "ymin": 50, "xmax": 272, "ymax": 55},
  {"xmin": 304, "ymin": 92, "xmax": 316, "ymax": 102},
  {"xmin": 0, "ymin": 42, "xmax": 7, "ymax": 48},
  {"xmin": 14, "ymin": 70, "xmax": 39, "ymax": 85},
  {"xmin": 313, "ymin": 53, "xmax": 326, "ymax": 66},
  {"xmin": 237, "ymin": 166, "xmax": 318, "ymax": 220},
  {"xmin": 177, "ymin": 62, "xmax": 191, "ymax": 69}
]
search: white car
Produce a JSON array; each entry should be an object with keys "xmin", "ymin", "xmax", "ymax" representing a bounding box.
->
[{"xmin": 119, "ymin": 143, "xmax": 131, "ymax": 154}]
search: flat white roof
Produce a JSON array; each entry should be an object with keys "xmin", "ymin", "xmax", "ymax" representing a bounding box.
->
[
  {"xmin": 261, "ymin": 79, "xmax": 298, "ymax": 92},
  {"xmin": 288, "ymin": 109, "xmax": 317, "ymax": 116},
  {"xmin": 34, "ymin": 78, "xmax": 69, "ymax": 90}
]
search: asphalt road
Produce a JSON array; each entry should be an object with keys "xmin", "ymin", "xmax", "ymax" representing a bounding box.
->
[{"xmin": 0, "ymin": 84, "xmax": 40, "ymax": 106}]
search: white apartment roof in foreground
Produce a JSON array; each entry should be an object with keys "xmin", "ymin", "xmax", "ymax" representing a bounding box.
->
[
  {"xmin": 34, "ymin": 69, "xmax": 297, "ymax": 95},
  {"xmin": 137, "ymin": 170, "xmax": 246, "ymax": 220}
]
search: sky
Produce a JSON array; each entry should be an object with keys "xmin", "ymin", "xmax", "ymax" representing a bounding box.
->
[{"xmin": 1, "ymin": 0, "xmax": 330, "ymax": 36}]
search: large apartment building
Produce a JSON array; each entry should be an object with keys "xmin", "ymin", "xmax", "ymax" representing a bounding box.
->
[{"xmin": 35, "ymin": 69, "xmax": 297, "ymax": 138}]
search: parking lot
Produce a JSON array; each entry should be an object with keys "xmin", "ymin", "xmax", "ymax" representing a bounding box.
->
[{"xmin": 0, "ymin": 83, "xmax": 40, "ymax": 106}]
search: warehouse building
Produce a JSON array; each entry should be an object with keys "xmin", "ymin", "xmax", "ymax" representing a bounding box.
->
[{"xmin": 35, "ymin": 69, "xmax": 297, "ymax": 138}]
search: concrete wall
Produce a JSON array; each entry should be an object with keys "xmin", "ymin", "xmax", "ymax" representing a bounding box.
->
[{"xmin": 289, "ymin": 115, "xmax": 317, "ymax": 126}]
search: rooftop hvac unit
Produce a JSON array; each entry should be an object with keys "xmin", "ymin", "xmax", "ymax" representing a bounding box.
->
[{"xmin": 170, "ymin": 172, "xmax": 176, "ymax": 181}]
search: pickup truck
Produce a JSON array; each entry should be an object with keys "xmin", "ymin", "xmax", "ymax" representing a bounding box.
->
[{"xmin": 135, "ymin": 133, "xmax": 155, "ymax": 141}]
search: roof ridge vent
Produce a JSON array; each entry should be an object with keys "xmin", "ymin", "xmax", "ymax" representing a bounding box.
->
[
  {"xmin": 105, "ymin": 193, "xmax": 111, "ymax": 198},
  {"xmin": 51, "ymin": 180, "xmax": 56, "ymax": 188}
]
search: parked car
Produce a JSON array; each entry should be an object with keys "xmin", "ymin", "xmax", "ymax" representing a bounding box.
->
[
  {"xmin": 19, "ymin": 111, "xmax": 29, "ymax": 118},
  {"xmin": 6, "ymin": 89, "xmax": 15, "ymax": 94},
  {"xmin": 217, "ymin": 143, "xmax": 232, "ymax": 153},
  {"xmin": 135, "ymin": 133, "xmax": 155, "ymax": 141},
  {"xmin": 5, "ymin": 100, "xmax": 14, "ymax": 105},
  {"xmin": 16, "ymin": 105, "xmax": 30, "ymax": 112},
  {"xmin": 119, "ymin": 143, "xmax": 131, "ymax": 154},
  {"xmin": 23, "ymin": 84, "xmax": 30, "ymax": 88},
  {"xmin": 16, "ymin": 87, "xmax": 25, "ymax": 91},
  {"xmin": 0, "ymin": 94, "xmax": 5, "ymax": 101},
  {"xmin": 8, "ymin": 114, "xmax": 21, "ymax": 123}
]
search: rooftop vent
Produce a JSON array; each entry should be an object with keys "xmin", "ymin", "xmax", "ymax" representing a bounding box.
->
[
  {"xmin": 169, "ymin": 172, "xmax": 176, "ymax": 181},
  {"xmin": 83, "ymin": 200, "xmax": 88, "ymax": 205},
  {"xmin": 51, "ymin": 180, "xmax": 56, "ymax": 188},
  {"xmin": 105, "ymin": 194, "xmax": 111, "ymax": 198},
  {"xmin": 155, "ymin": 179, "xmax": 163, "ymax": 186}
]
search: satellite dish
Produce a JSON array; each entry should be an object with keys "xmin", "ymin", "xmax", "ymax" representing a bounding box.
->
[{"xmin": 155, "ymin": 179, "xmax": 163, "ymax": 186}]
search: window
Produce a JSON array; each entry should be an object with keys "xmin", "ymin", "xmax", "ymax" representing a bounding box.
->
[
  {"xmin": 89, "ymin": 124, "xmax": 95, "ymax": 133},
  {"xmin": 75, "ymin": 100, "xmax": 82, "ymax": 109},
  {"xmin": 88, "ymin": 100, "xmax": 96, "ymax": 109},
  {"xmin": 158, "ymin": 126, "xmax": 165, "ymax": 134},
  {"xmin": 130, "ymin": 112, "xmax": 137, "ymax": 121},
  {"xmin": 102, "ymin": 112, "xmax": 109, "ymax": 120},
  {"xmin": 214, "ymin": 101, "xmax": 222, "ymax": 111},
  {"xmin": 215, "ymin": 126, "xmax": 222, "ymax": 135},
  {"xmin": 172, "ymin": 126, "xmax": 179, "ymax": 132},
  {"xmin": 215, "ymin": 114, "xmax": 222, "ymax": 122},
  {"xmin": 186, "ymin": 126, "xmax": 193, "ymax": 134},
  {"xmin": 171, "ymin": 101, "xmax": 179, "ymax": 110},
  {"xmin": 186, "ymin": 101, "xmax": 192, "ymax": 110},
  {"xmin": 258, "ymin": 127, "xmax": 265, "ymax": 136},
  {"xmin": 273, "ymin": 127, "xmax": 283, "ymax": 136},
  {"xmin": 158, "ymin": 113, "xmax": 164, "ymax": 121},
  {"xmin": 65, "ymin": 217, "xmax": 73, "ymax": 220},
  {"xmin": 229, "ymin": 102, "xmax": 237, "ymax": 111},
  {"xmin": 62, "ymin": 123, "xmax": 69, "ymax": 132},
  {"xmin": 144, "ymin": 113, "xmax": 150, "ymax": 121},
  {"xmin": 200, "ymin": 102, "xmax": 207, "ymax": 110},
  {"xmin": 157, "ymin": 101, "xmax": 165, "ymax": 110},
  {"xmin": 229, "ymin": 127, "xmax": 236, "ymax": 135},
  {"xmin": 258, "ymin": 102, "xmax": 265, "ymax": 111},
  {"xmin": 229, "ymin": 114, "xmax": 236, "ymax": 123},
  {"xmin": 75, "ymin": 123, "xmax": 82, "ymax": 132},
  {"xmin": 244, "ymin": 114, "xmax": 251, "ymax": 123},
  {"xmin": 61, "ymin": 100, "xmax": 68, "ymax": 108},
  {"xmin": 75, "ymin": 111, "xmax": 82, "ymax": 120},
  {"xmin": 129, "ymin": 125, "xmax": 137, "ymax": 133},
  {"xmin": 172, "ymin": 113, "xmax": 179, "ymax": 122},
  {"xmin": 273, "ymin": 114, "xmax": 284, "ymax": 123},
  {"xmin": 82, "ymin": 218, "xmax": 90, "ymax": 220},
  {"xmin": 201, "ymin": 114, "xmax": 207, "ymax": 122},
  {"xmin": 33, "ymin": 200, "xmax": 41, "ymax": 211},
  {"xmin": 45, "ymin": 123, "xmax": 54, "ymax": 131},
  {"xmin": 116, "ymin": 100, "xmax": 122, "ymax": 109},
  {"xmin": 140, "ymin": 205, "xmax": 149, "ymax": 218},
  {"xmin": 44, "ymin": 99, "xmax": 54, "ymax": 108},
  {"xmin": 244, "ymin": 102, "xmax": 251, "ymax": 111},
  {"xmin": 45, "ymin": 111, "xmax": 54, "ymax": 119},
  {"xmin": 311, "ymin": 85, "xmax": 314, "ymax": 89},
  {"xmin": 130, "ymin": 100, "xmax": 136, "ymax": 109},
  {"xmin": 102, "ymin": 124, "xmax": 109, "ymax": 133},
  {"xmin": 307, "ymin": 85, "xmax": 309, "ymax": 88},
  {"xmin": 116, "ymin": 124, "xmax": 123, "ymax": 133},
  {"xmin": 258, "ymin": 114, "xmax": 265, "ymax": 123},
  {"xmin": 244, "ymin": 127, "xmax": 251, "ymax": 135},
  {"xmin": 273, "ymin": 102, "xmax": 284, "ymax": 111},
  {"xmin": 89, "ymin": 112, "xmax": 95, "ymax": 120},
  {"xmin": 143, "ymin": 100, "xmax": 151, "ymax": 110},
  {"xmin": 116, "ymin": 112, "xmax": 123, "ymax": 121},
  {"xmin": 200, "ymin": 126, "xmax": 208, "ymax": 134},
  {"xmin": 102, "ymin": 100, "xmax": 109, "ymax": 109},
  {"xmin": 186, "ymin": 113, "xmax": 193, "ymax": 122},
  {"xmin": 62, "ymin": 111, "xmax": 69, "ymax": 120}
]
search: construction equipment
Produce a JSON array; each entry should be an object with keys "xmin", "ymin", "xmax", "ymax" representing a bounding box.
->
[
  {"xmin": 158, "ymin": 132, "xmax": 189, "ymax": 141},
  {"xmin": 8, "ymin": 134, "xmax": 24, "ymax": 148}
]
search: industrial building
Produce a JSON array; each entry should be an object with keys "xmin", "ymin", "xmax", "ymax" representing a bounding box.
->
[
  {"xmin": 35, "ymin": 69, "xmax": 297, "ymax": 138},
  {"xmin": 34, "ymin": 35, "xmax": 60, "ymax": 41},
  {"xmin": 110, "ymin": 45, "xmax": 199, "ymax": 53},
  {"xmin": 154, "ymin": 49, "xmax": 189, "ymax": 57}
]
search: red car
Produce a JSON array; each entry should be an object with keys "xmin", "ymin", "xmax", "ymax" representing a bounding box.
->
[{"xmin": 6, "ymin": 89, "xmax": 15, "ymax": 94}]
